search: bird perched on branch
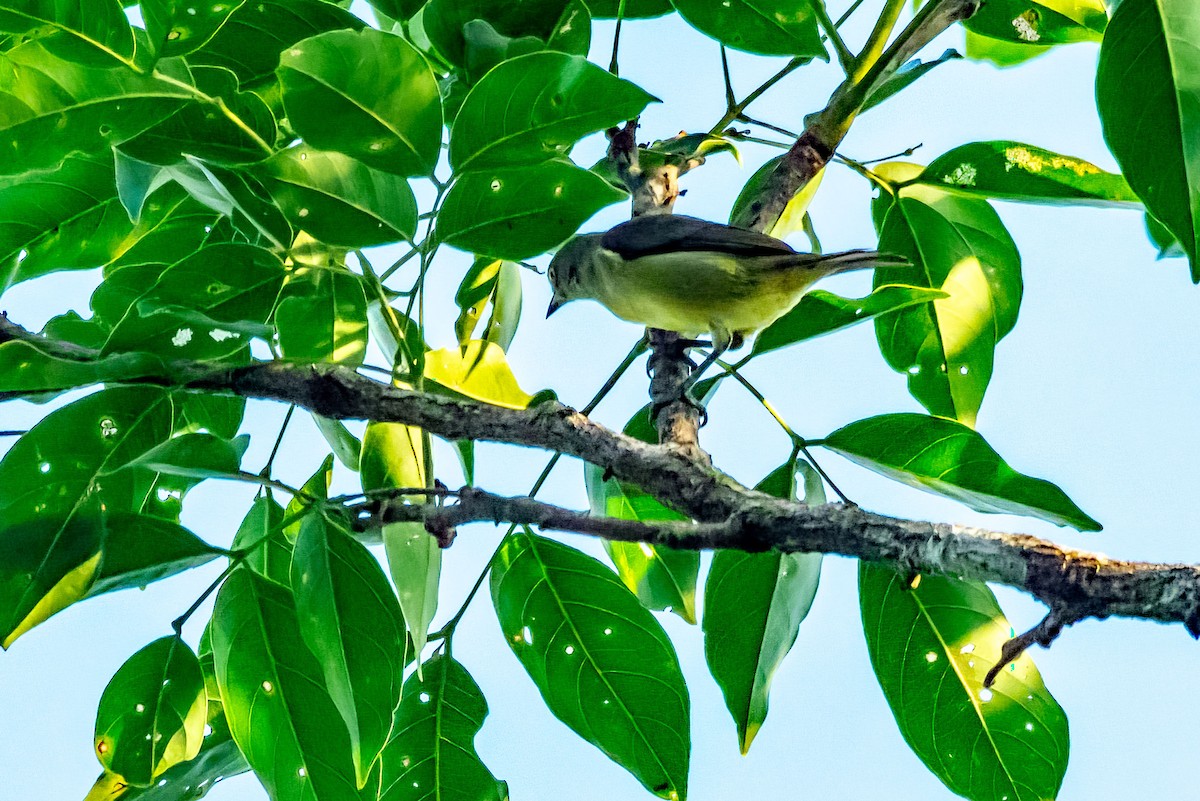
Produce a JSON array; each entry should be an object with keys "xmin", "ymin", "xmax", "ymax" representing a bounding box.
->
[{"xmin": 547, "ymin": 214, "xmax": 906, "ymax": 388}]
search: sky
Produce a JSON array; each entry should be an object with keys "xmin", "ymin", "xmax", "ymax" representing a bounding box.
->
[{"xmin": 4, "ymin": 3, "xmax": 1200, "ymax": 800}]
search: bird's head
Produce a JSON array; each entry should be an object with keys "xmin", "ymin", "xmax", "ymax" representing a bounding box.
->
[{"xmin": 546, "ymin": 233, "xmax": 603, "ymax": 317}]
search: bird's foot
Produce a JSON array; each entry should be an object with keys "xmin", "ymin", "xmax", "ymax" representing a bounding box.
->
[{"xmin": 649, "ymin": 392, "xmax": 709, "ymax": 428}]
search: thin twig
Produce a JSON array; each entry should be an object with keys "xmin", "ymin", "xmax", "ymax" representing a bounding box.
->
[{"xmin": 984, "ymin": 608, "xmax": 1074, "ymax": 687}]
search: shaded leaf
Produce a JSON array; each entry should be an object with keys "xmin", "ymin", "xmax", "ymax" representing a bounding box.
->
[
  {"xmin": 142, "ymin": 0, "xmax": 245, "ymax": 58},
  {"xmin": 583, "ymin": 0, "xmax": 673, "ymax": 18},
  {"xmin": 312, "ymin": 414, "xmax": 363, "ymax": 472},
  {"xmin": 454, "ymin": 258, "xmax": 524, "ymax": 352},
  {"xmin": 94, "ymin": 637, "xmax": 207, "ymax": 786},
  {"xmin": 231, "ymin": 495, "xmax": 291, "ymax": 586},
  {"xmin": 671, "ymin": 0, "xmax": 824, "ymax": 57},
  {"xmin": 438, "ymin": 159, "xmax": 625, "ymax": 261},
  {"xmin": 280, "ymin": 27, "xmax": 442, "ymax": 176},
  {"xmin": 823, "ymin": 413, "xmax": 1101, "ymax": 530},
  {"xmin": 123, "ymin": 433, "xmax": 249, "ymax": 480},
  {"xmin": 491, "ymin": 531, "xmax": 689, "ymax": 799},
  {"xmin": 860, "ymin": 564, "xmax": 1070, "ymax": 801},
  {"xmin": 423, "ymin": 0, "xmax": 590, "ymax": 69},
  {"xmin": 0, "ymin": 0, "xmax": 135, "ymax": 65},
  {"xmin": 89, "ymin": 514, "xmax": 225, "ymax": 597},
  {"xmin": 277, "ymin": 268, "xmax": 370, "ymax": 366}
]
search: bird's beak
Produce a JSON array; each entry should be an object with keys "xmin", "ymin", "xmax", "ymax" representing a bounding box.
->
[{"xmin": 546, "ymin": 296, "xmax": 563, "ymax": 318}]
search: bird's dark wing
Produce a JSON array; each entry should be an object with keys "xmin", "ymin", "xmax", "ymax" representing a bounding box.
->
[{"xmin": 600, "ymin": 214, "xmax": 796, "ymax": 259}]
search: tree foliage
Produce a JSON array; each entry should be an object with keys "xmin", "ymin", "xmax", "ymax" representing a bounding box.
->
[{"xmin": 0, "ymin": 1, "xmax": 1195, "ymax": 800}]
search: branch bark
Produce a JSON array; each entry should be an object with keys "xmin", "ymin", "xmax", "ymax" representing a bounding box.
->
[{"xmin": 4, "ymin": 315, "xmax": 1200, "ymax": 635}]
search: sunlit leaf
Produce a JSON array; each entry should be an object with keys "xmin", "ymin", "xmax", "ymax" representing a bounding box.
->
[
  {"xmin": 860, "ymin": 564, "xmax": 1070, "ymax": 801},
  {"xmin": 94, "ymin": 637, "xmax": 207, "ymax": 786},
  {"xmin": 822, "ymin": 413, "xmax": 1101, "ymax": 530},
  {"xmin": 0, "ymin": 0, "xmax": 135, "ymax": 65},
  {"xmin": 424, "ymin": 341, "xmax": 535, "ymax": 409},
  {"xmin": 671, "ymin": 0, "xmax": 824, "ymax": 57},
  {"xmin": 964, "ymin": 0, "xmax": 1106, "ymax": 46},
  {"xmin": 231, "ymin": 495, "xmax": 291, "ymax": 586},
  {"xmin": 491, "ymin": 531, "xmax": 689, "ymax": 799},
  {"xmin": 454, "ymin": 258, "xmax": 524, "ymax": 352},
  {"xmin": 122, "ymin": 433, "xmax": 249, "ymax": 480},
  {"xmin": 276, "ymin": 268, "xmax": 370, "ymax": 366}
]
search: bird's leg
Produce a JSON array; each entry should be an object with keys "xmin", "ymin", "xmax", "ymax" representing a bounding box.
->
[{"xmin": 644, "ymin": 337, "xmax": 708, "ymax": 377}]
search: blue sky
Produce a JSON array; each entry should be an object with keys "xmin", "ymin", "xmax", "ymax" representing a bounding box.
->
[{"xmin": 4, "ymin": 3, "xmax": 1200, "ymax": 800}]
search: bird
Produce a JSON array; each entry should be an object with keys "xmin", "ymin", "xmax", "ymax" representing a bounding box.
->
[{"xmin": 546, "ymin": 214, "xmax": 906, "ymax": 390}]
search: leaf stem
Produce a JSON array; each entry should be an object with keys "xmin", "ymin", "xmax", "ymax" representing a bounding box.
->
[
  {"xmin": 809, "ymin": 0, "xmax": 855, "ymax": 73},
  {"xmin": 709, "ymin": 56, "xmax": 807, "ymax": 135},
  {"xmin": 261, "ymin": 404, "xmax": 295, "ymax": 476},
  {"xmin": 608, "ymin": 0, "xmax": 628, "ymax": 75}
]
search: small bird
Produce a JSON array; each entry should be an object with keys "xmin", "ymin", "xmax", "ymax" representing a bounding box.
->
[{"xmin": 547, "ymin": 214, "xmax": 905, "ymax": 384}]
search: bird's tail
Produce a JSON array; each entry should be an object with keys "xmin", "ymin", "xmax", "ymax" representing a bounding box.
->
[{"xmin": 796, "ymin": 249, "xmax": 910, "ymax": 275}]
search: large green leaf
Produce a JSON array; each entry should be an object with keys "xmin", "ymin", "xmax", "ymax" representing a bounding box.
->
[
  {"xmin": 276, "ymin": 268, "xmax": 370, "ymax": 366},
  {"xmin": 455, "ymin": 1, "xmax": 593, "ymax": 85},
  {"xmin": 423, "ymin": 0, "xmax": 591, "ymax": 68},
  {"xmin": 918, "ymin": 141, "xmax": 1140, "ymax": 207},
  {"xmin": 292, "ymin": 514, "xmax": 407, "ymax": 787},
  {"xmin": 751, "ymin": 285, "xmax": 948, "ymax": 359},
  {"xmin": 123, "ymin": 433, "xmax": 250, "ymax": 480},
  {"xmin": 703, "ymin": 461, "xmax": 823, "ymax": 753},
  {"xmin": 873, "ymin": 167, "xmax": 1022, "ymax": 426},
  {"xmin": 0, "ymin": 340, "xmax": 168, "ymax": 397},
  {"xmin": 0, "ymin": 44, "xmax": 191, "ymax": 175},
  {"xmin": 822, "ymin": 413, "xmax": 1101, "ymax": 530},
  {"xmin": 860, "ymin": 564, "xmax": 1069, "ymax": 801},
  {"xmin": 671, "ymin": 0, "xmax": 825, "ymax": 57},
  {"xmin": 190, "ymin": 0, "xmax": 365, "ymax": 85},
  {"xmin": 583, "ymin": 405, "xmax": 698, "ymax": 624},
  {"xmin": 231, "ymin": 495, "xmax": 292, "ymax": 587},
  {"xmin": 378, "ymin": 655, "xmax": 505, "ymax": 801},
  {"xmin": 360, "ymin": 421, "xmax": 439, "ymax": 659},
  {"xmin": 142, "ymin": 0, "xmax": 245, "ymax": 58},
  {"xmin": 101, "ymin": 243, "xmax": 286, "ymax": 361},
  {"xmin": 280, "ymin": 28, "xmax": 442, "ymax": 176},
  {"xmin": 261, "ymin": 146, "xmax": 418, "ymax": 248},
  {"xmin": 1097, "ymin": 0, "xmax": 1200, "ymax": 279},
  {"xmin": 438, "ymin": 158, "xmax": 625, "ymax": 260},
  {"xmin": 94, "ymin": 636, "xmax": 207, "ymax": 786},
  {"xmin": 0, "ymin": 152, "xmax": 129, "ymax": 292},
  {"xmin": 584, "ymin": 0, "xmax": 673, "ymax": 18},
  {"xmin": 116, "ymin": 704, "xmax": 248, "ymax": 800},
  {"xmin": 0, "ymin": 0, "xmax": 135, "ymax": 65},
  {"xmin": 491, "ymin": 532, "xmax": 690, "ymax": 800},
  {"xmin": 211, "ymin": 567, "xmax": 361, "ymax": 800},
  {"xmin": 88, "ymin": 514, "xmax": 225, "ymax": 597},
  {"xmin": 423, "ymin": 341, "xmax": 535, "ymax": 409},
  {"xmin": 449, "ymin": 52, "xmax": 657, "ymax": 173},
  {"xmin": 964, "ymin": 0, "xmax": 1106, "ymax": 45}
]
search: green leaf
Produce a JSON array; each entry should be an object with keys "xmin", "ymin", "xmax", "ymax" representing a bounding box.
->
[
  {"xmin": 823, "ymin": 413, "xmax": 1101, "ymax": 530},
  {"xmin": 231, "ymin": 495, "xmax": 292, "ymax": 586},
  {"xmin": 582, "ymin": 406, "xmax": 698, "ymax": 624},
  {"xmin": 454, "ymin": 258, "xmax": 524, "ymax": 352},
  {"xmin": 292, "ymin": 514, "xmax": 407, "ymax": 787},
  {"xmin": 964, "ymin": 0, "xmax": 1106, "ymax": 45},
  {"xmin": 280, "ymin": 28, "xmax": 442, "ymax": 176},
  {"xmin": 312, "ymin": 414, "xmax": 363, "ymax": 472},
  {"xmin": 0, "ymin": 152, "xmax": 129, "ymax": 292},
  {"xmin": 963, "ymin": 28, "xmax": 1051, "ymax": 67},
  {"xmin": 729, "ymin": 158, "xmax": 823, "ymax": 239},
  {"xmin": 752, "ymin": 285, "xmax": 948, "ymax": 358},
  {"xmin": 88, "ymin": 514, "xmax": 225, "ymax": 597},
  {"xmin": 671, "ymin": 0, "xmax": 825, "ymax": 57},
  {"xmin": 424, "ymin": 341, "xmax": 535, "ymax": 409},
  {"xmin": 117, "ymin": 706, "xmax": 248, "ymax": 800},
  {"xmin": 378, "ymin": 655, "xmax": 505, "ymax": 801},
  {"xmin": 860, "ymin": 564, "xmax": 1069, "ymax": 801},
  {"xmin": 873, "ymin": 173, "xmax": 1022, "ymax": 426},
  {"xmin": 918, "ymin": 141, "xmax": 1140, "ymax": 207},
  {"xmin": 423, "ymin": 0, "xmax": 591, "ymax": 69},
  {"xmin": 361, "ymin": 421, "xmax": 439, "ymax": 658},
  {"xmin": 0, "ymin": 0, "xmax": 135, "ymax": 65},
  {"xmin": 119, "ymin": 66, "xmax": 277, "ymax": 166},
  {"xmin": 0, "ymin": 44, "xmax": 192, "ymax": 176},
  {"xmin": 122, "ymin": 433, "xmax": 249, "ymax": 480},
  {"xmin": 438, "ymin": 159, "xmax": 625, "ymax": 261},
  {"xmin": 94, "ymin": 636, "xmax": 207, "ymax": 786},
  {"xmin": 584, "ymin": 0, "xmax": 673, "ymax": 18},
  {"xmin": 106, "ymin": 185, "xmax": 225, "ymax": 274},
  {"xmin": 449, "ymin": 52, "xmax": 657, "ymax": 173},
  {"xmin": 1146, "ymin": 211, "xmax": 1186, "ymax": 259},
  {"xmin": 277, "ymin": 268, "xmax": 370, "ymax": 366},
  {"xmin": 0, "ymin": 341, "xmax": 168, "ymax": 396},
  {"xmin": 190, "ymin": 0, "xmax": 365, "ymax": 86},
  {"xmin": 142, "ymin": 0, "xmax": 245, "ymax": 58},
  {"xmin": 177, "ymin": 391, "xmax": 245, "ymax": 439},
  {"xmin": 261, "ymin": 146, "xmax": 418, "ymax": 248},
  {"xmin": 491, "ymin": 531, "xmax": 689, "ymax": 800},
  {"xmin": 102, "ymin": 243, "xmax": 286, "ymax": 361},
  {"xmin": 702, "ymin": 460, "xmax": 823, "ymax": 753},
  {"xmin": 212, "ymin": 567, "xmax": 362, "ymax": 800},
  {"xmin": 457, "ymin": 3, "xmax": 593, "ymax": 85},
  {"xmin": 862, "ymin": 49, "xmax": 962, "ymax": 112},
  {"xmin": 1097, "ymin": 0, "xmax": 1200, "ymax": 279}
]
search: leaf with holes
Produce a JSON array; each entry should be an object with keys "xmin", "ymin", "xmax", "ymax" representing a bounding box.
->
[
  {"xmin": 439, "ymin": 159, "xmax": 625, "ymax": 260},
  {"xmin": 280, "ymin": 28, "xmax": 442, "ymax": 176},
  {"xmin": 142, "ymin": 0, "xmax": 246, "ymax": 58},
  {"xmin": 94, "ymin": 636, "xmax": 207, "ymax": 786},
  {"xmin": 703, "ymin": 460, "xmax": 823, "ymax": 753},
  {"xmin": 860, "ymin": 564, "xmax": 1070, "ymax": 801},
  {"xmin": 378, "ymin": 655, "xmax": 505, "ymax": 801},
  {"xmin": 964, "ymin": 0, "xmax": 1106, "ymax": 46},
  {"xmin": 823, "ymin": 413, "xmax": 1100, "ymax": 530},
  {"xmin": 1097, "ymin": 0, "xmax": 1200, "ymax": 279},
  {"xmin": 491, "ymin": 531, "xmax": 690, "ymax": 799},
  {"xmin": 212, "ymin": 567, "xmax": 362, "ymax": 800},
  {"xmin": 449, "ymin": 52, "xmax": 657, "ymax": 173},
  {"xmin": 292, "ymin": 514, "xmax": 406, "ymax": 786}
]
